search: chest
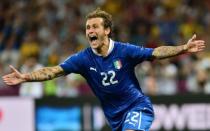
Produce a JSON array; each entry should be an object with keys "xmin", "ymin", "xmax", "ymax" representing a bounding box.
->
[
  {"xmin": 88, "ymin": 56, "xmax": 125, "ymax": 73},
  {"xmin": 85, "ymin": 56, "xmax": 129, "ymax": 86}
]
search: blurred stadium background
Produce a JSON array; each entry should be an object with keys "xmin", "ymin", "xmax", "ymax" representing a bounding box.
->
[{"xmin": 0, "ymin": 0, "xmax": 210, "ymax": 131}]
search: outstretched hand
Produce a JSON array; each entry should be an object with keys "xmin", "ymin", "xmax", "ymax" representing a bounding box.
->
[
  {"xmin": 184, "ymin": 34, "xmax": 205, "ymax": 53},
  {"xmin": 2, "ymin": 65, "xmax": 26, "ymax": 86}
]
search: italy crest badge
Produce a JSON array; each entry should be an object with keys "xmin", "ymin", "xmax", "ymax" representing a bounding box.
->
[{"xmin": 113, "ymin": 60, "xmax": 122, "ymax": 69}]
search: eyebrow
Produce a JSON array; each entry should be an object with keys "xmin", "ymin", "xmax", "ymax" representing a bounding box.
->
[{"xmin": 86, "ymin": 23, "xmax": 98, "ymax": 27}]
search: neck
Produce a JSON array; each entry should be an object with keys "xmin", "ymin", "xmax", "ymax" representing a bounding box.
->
[{"xmin": 95, "ymin": 37, "xmax": 110, "ymax": 57}]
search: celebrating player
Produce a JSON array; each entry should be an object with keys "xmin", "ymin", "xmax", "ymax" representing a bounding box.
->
[{"xmin": 2, "ymin": 8, "xmax": 205, "ymax": 131}]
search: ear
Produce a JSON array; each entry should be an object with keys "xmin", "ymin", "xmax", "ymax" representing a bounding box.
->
[{"xmin": 105, "ymin": 27, "xmax": 111, "ymax": 36}]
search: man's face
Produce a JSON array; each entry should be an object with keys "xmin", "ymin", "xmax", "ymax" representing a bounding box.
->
[{"xmin": 86, "ymin": 17, "xmax": 110, "ymax": 49}]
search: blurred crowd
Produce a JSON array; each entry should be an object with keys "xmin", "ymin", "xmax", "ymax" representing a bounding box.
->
[{"xmin": 0, "ymin": 0, "xmax": 210, "ymax": 97}]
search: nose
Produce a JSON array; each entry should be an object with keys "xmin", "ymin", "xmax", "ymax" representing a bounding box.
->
[
  {"xmin": 88, "ymin": 29, "xmax": 94, "ymax": 34},
  {"xmin": 87, "ymin": 27, "xmax": 95, "ymax": 34}
]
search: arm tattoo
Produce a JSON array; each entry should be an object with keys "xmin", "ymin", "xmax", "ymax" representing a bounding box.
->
[
  {"xmin": 25, "ymin": 66, "xmax": 65, "ymax": 82},
  {"xmin": 152, "ymin": 45, "xmax": 186, "ymax": 59}
]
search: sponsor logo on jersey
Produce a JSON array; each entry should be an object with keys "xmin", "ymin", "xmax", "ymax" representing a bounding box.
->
[{"xmin": 90, "ymin": 67, "xmax": 97, "ymax": 72}]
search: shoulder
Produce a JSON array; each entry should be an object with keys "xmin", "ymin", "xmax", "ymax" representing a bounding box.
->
[
  {"xmin": 114, "ymin": 40, "xmax": 140, "ymax": 52},
  {"xmin": 114, "ymin": 40, "xmax": 137, "ymax": 48},
  {"xmin": 113, "ymin": 41, "xmax": 130, "ymax": 50},
  {"xmin": 114, "ymin": 41, "xmax": 128, "ymax": 46},
  {"xmin": 73, "ymin": 48, "xmax": 90, "ymax": 58},
  {"xmin": 62, "ymin": 48, "xmax": 89, "ymax": 63}
]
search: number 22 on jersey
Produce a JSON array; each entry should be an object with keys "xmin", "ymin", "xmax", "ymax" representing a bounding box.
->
[{"xmin": 100, "ymin": 70, "xmax": 118, "ymax": 86}]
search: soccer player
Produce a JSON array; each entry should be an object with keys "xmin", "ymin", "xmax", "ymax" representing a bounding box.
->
[{"xmin": 2, "ymin": 8, "xmax": 205, "ymax": 131}]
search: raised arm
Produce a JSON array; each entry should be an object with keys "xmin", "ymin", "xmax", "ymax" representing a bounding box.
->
[
  {"xmin": 2, "ymin": 65, "xmax": 65, "ymax": 86},
  {"xmin": 152, "ymin": 34, "xmax": 205, "ymax": 59}
]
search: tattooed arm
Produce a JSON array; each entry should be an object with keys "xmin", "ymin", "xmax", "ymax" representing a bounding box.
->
[
  {"xmin": 152, "ymin": 34, "xmax": 205, "ymax": 59},
  {"xmin": 152, "ymin": 45, "xmax": 186, "ymax": 59},
  {"xmin": 25, "ymin": 66, "xmax": 64, "ymax": 82},
  {"xmin": 2, "ymin": 65, "xmax": 65, "ymax": 85}
]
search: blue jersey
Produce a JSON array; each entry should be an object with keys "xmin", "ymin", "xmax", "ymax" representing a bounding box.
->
[{"xmin": 60, "ymin": 40, "xmax": 154, "ymax": 130}]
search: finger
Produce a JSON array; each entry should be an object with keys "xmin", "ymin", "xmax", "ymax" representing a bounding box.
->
[
  {"xmin": 198, "ymin": 42, "xmax": 205, "ymax": 45},
  {"xmin": 2, "ymin": 75, "xmax": 10, "ymax": 80},
  {"xmin": 197, "ymin": 42, "xmax": 205, "ymax": 46},
  {"xmin": 2, "ymin": 73, "xmax": 15, "ymax": 79},
  {"xmin": 9, "ymin": 65, "xmax": 20, "ymax": 74},
  {"xmin": 3, "ymin": 79, "xmax": 16, "ymax": 85},
  {"xmin": 2, "ymin": 77, "xmax": 10, "ymax": 81},
  {"xmin": 3, "ymin": 80, "xmax": 11, "ymax": 84},
  {"xmin": 191, "ymin": 34, "xmax": 196, "ymax": 41},
  {"xmin": 196, "ymin": 44, "xmax": 205, "ymax": 48},
  {"xmin": 194, "ymin": 40, "xmax": 205, "ymax": 43},
  {"xmin": 198, "ymin": 45, "xmax": 206, "ymax": 49},
  {"xmin": 198, "ymin": 46, "xmax": 205, "ymax": 50},
  {"xmin": 187, "ymin": 34, "xmax": 197, "ymax": 44},
  {"xmin": 2, "ymin": 78, "xmax": 12, "ymax": 83},
  {"xmin": 2, "ymin": 80, "xmax": 12, "ymax": 85},
  {"xmin": 198, "ymin": 48, "xmax": 205, "ymax": 52},
  {"xmin": 4, "ymin": 82, "xmax": 14, "ymax": 86},
  {"xmin": 2, "ymin": 75, "xmax": 13, "ymax": 82}
]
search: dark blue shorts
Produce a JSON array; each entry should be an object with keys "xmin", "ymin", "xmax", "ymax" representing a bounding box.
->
[{"xmin": 122, "ymin": 107, "xmax": 154, "ymax": 131}]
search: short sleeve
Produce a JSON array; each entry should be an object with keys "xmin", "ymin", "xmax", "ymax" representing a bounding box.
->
[
  {"xmin": 125, "ymin": 44, "xmax": 154, "ymax": 65},
  {"xmin": 59, "ymin": 53, "xmax": 83, "ymax": 75}
]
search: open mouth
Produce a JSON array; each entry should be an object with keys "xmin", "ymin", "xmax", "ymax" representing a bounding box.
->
[{"xmin": 89, "ymin": 36, "xmax": 98, "ymax": 42}]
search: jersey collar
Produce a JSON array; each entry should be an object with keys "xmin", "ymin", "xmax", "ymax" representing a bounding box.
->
[{"xmin": 92, "ymin": 39, "xmax": 114, "ymax": 56}]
